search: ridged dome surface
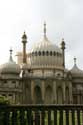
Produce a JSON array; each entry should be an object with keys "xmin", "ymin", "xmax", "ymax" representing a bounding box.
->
[
  {"xmin": 0, "ymin": 50, "xmax": 20, "ymax": 74},
  {"xmin": 0, "ymin": 61, "xmax": 20, "ymax": 74},
  {"xmin": 70, "ymin": 63, "xmax": 83, "ymax": 77},
  {"xmin": 70, "ymin": 58, "xmax": 83, "ymax": 77},
  {"xmin": 32, "ymin": 37, "xmax": 62, "ymax": 53},
  {"xmin": 30, "ymin": 36, "xmax": 63, "ymax": 69}
]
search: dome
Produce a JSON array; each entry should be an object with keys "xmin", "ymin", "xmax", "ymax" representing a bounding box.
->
[
  {"xmin": 70, "ymin": 58, "xmax": 83, "ymax": 77},
  {"xmin": 32, "ymin": 36, "xmax": 62, "ymax": 53},
  {"xmin": 30, "ymin": 23, "xmax": 63, "ymax": 69},
  {"xmin": 0, "ymin": 49, "xmax": 20, "ymax": 74}
]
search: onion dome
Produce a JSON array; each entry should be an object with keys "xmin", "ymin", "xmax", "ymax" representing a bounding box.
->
[
  {"xmin": 0, "ymin": 49, "xmax": 20, "ymax": 74},
  {"xmin": 30, "ymin": 22, "xmax": 63, "ymax": 69},
  {"xmin": 70, "ymin": 57, "xmax": 83, "ymax": 77}
]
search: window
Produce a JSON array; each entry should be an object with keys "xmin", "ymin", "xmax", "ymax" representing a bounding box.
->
[
  {"xmin": 50, "ymin": 51, "xmax": 52, "ymax": 56},
  {"xmin": 2, "ymin": 94, "xmax": 6, "ymax": 97},
  {"xmin": 38, "ymin": 51, "xmax": 41, "ymax": 56},
  {"xmin": 35, "ymin": 51, "xmax": 37, "ymax": 56},
  {"xmin": 46, "ymin": 51, "xmax": 49, "ymax": 56},
  {"xmin": 32, "ymin": 52, "xmax": 34, "ymax": 56},
  {"xmin": 12, "ymin": 81, "xmax": 16, "ymax": 84},
  {"xmin": 9, "ymin": 94, "xmax": 12, "ymax": 96},
  {"xmin": 42, "ymin": 51, "xmax": 45, "ymax": 56},
  {"xmin": 3, "ymin": 80, "xmax": 7, "ymax": 83},
  {"xmin": 53, "ymin": 51, "xmax": 56, "ymax": 56}
]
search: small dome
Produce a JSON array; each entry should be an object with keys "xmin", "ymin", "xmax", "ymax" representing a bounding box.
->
[
  {"xmin": 0, "ymin": 61, "xmax": 20, "ymax": 74},
  {"xmin": 0, "ymin": 49, "xmax": 20, "ymax": 74},
  {"xmin": 70, "ymin": 58, "xmax": 83, "ymax": 76}
]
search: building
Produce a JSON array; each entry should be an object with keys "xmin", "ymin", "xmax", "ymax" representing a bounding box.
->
[{"xmin": 0, "ymin": 23, "xmax": 83, "ymax": 104}]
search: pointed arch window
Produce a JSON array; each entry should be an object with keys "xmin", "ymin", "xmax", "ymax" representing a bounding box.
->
[
  {"xmin": 42, "ymin": 51, "xmax": 45, "ymax": 56},
  {"xmin": 50, "ymin": 51, "xmax": 52, "ymax": 56},
  {"xmin": 46, "ymin": 51, "xmax": 49, "ymax": 56}
]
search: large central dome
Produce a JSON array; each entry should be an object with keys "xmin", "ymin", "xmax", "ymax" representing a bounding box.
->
[
  {"xmin": 30, "ymin": 23, "xmax": 63, "ymax": 69},
  {"xmin": 32, "ymin": 36, "xmax": 62, "ymax": 53}
]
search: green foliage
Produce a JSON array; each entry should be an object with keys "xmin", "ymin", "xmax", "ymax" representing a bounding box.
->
[{"xmin": 0, "ymin": 95, "xmax": 10, "ymax": 105}]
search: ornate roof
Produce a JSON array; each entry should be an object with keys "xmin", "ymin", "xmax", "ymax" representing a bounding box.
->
[
  {"xmin": 31, "ymin": 22, "xmax": 62, "ymax": 53},
  {"xmin": 0, "ymin": 49, "xmax": 20, "ymax": 74},
  {"xmin": 32, "ymin": 37, "xmax": 62, "ymax": 53},
  {"xmin": 70, "ymin": 57, "xmax": 83, "ymax": 76}
]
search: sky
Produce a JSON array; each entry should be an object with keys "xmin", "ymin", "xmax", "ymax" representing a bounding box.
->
[{"xmin": 0, "ymin": 0, "xmax": 82, "ymax": 69}]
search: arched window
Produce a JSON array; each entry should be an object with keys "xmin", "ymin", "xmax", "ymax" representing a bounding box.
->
[
  {"xmin": 57, "ymin": 87, "xmax": 63, "ymax": 104},
  {"xmin": 42, "ymin": 51, "xmax": 45, "ymax": 56},
  {"xmin": 53, "ymin": 51, "xmax": 56, "ymax": 56},
  {"xmin": 35, "ymin": 51, "xmax": 37, "ymax": 56},
  {"xmin": 38, "ymin": 51, "xmax": 41, "ymax": 56},
  {"xmin": 32, "ymin": 52, "xmax": 34, "ymax": 56},
  {"xmin": 46, "ymin": 51, "xmax": 49, "ymax": 56},
  {"xmin": 34, "ymin": 86, "xmax": 42, "ymax": 104},
  {"xmin": 50, "ymin": 51, "xmax": 52, "ymax": 56},
  {"xmin": 45, "ymin": 86, "xmax": 53, "ymax": 104},
  {"xmin": 65, "ymin": 87, "xmax": 69, "ymax": 104}
]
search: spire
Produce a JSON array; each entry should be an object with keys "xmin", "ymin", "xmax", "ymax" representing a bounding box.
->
[
  {"xmin": 74, "ymin": 57, "xmax": 76, "ymax": 65},
  {"xmin": 61, "ymin": 38, "xmax": 65, "ymax": 68},
  {"xmin": 44, "ymin": 21, "xmax": 47, "ymax": 38},
  {"xmin": 61, "ymin": 38, "xmax": 65, "ymax": 49},
  {"xmin": 22, "ymin": 31, "xmax": 27, "ymax": 63},
  {"xmin": 9, "ymin": 48, "xmax": 13, "ymax": 62},
  {"xmin": 22, "ymin": 31, "xmax": 27, "ymax": 43}
]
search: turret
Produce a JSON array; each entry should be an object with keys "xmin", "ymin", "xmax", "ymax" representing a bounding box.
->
[
  {"xmin": 61, "ymin": 38, "xmax": 65, "ymax": 68},
  {"xmin": 22, "ymin": 32, "xmax": 27, "ymax": 63}
]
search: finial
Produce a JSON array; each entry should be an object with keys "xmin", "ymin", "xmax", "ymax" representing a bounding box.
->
[
  {"xmin": 61, "ymin": 38, "xmax": 65, "ymax": 49},
  {"xmin": 74, "ymin": 57, "xmax": 76, "ymax": 65},
  {"xmin": 9, "ymin": 47, "xmax": 13, "ymax": 61},
  {"xmin": 62, "ymin": 38, "xmax": 64, "ymax": 41},
  {"xmin": 44, "ymin": 21, "xmax": 46, "ymax": 38},
  {"xmin": 22, "ymin": 31, "xmax": 27, "ymax": 41}
]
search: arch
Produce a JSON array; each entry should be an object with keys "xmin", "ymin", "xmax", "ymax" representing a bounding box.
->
[
  {"xmin": 38, "ymin": 51, "xmax": 41, "ymax": 56},
  {"xmin": 65, "ymin": 87, "xmax": 69, "ymax": 104},
  {"xmin": 25, "ymin": 86, "xmax": 31, "ymax": 104},
  {"xmin": 35, "ymin": 51, "xmax": 37, "ymax": 56},
  {"xmin": 45, "ymin": 86, "xmax": 53, "ymax": 104},
  {"xmin": 50, "ymin": 51, "xmax": 52, "ymax": 56},
  {"xmin": 46, "ymin": 51, "xmax": 49, "ymax": 56},
  {"xmin": 34, "ymin": 86, "xmax": 42, "ymax": 104},
  {"xmin": 53, "ymin": 51, "xmax": 56, "ymax": 56},
  {"xmin": 57, "ymin": 86, "xmax": 63, "ymax": 104},
  {"xmin": 32, "ymin": 52, "xmax": 34, "ymax": 56},
  {"xmin": 42, "ymin": 51, "xmax": 45, "ymax": 56}
]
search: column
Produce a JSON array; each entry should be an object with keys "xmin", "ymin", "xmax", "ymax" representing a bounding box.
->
[
  {"xmin": 42, "ymin": 80, "xmax": 45, "ymax": 103},
  {"xmin": 69, "ymin": 82, "xmax": 73, "ymax": 104},
  {"xmin": 31, "ymin": 80, "xmax": 34, "ymax": 103},
  {"xmin": 63, "ymin": 81, "xmax": 66, "ymax": 104},
  {"xmin": 53, "ymin": 81, "xmax": 57, "ymax": 104}
]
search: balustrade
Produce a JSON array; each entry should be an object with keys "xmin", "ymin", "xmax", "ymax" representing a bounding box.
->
[{"xmin": 0, "ymin": 104, "xmax": 83, "ymax": 125}]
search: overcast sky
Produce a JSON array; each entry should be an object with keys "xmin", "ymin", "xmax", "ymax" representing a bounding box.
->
[{"xmin": 0, "ymin": 0, "xmax": 82, "ymax": 69}]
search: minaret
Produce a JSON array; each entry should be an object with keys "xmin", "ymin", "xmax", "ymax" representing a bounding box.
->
[
  {"xmin": 61, "ymin": 38, "xmax": 65, "ymax": 68},
  {"xmin": 22, "ymin": 32, "xmax": 27, "ymax": 64},
  {"xmin": 74, "ymin": 57, "xmax": 76, "ymax": 65},
  {"xmin": 9, "ymin": 48, "xmax": 13, "ymax": 62},
  {"xmin": 44, "ymin": 22, "xmax": 46, "ymax": 38}
]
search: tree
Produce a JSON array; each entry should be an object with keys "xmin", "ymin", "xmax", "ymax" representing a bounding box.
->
[{"xmin": 0, "ymin": 95, "xmax": 9, "ymax": 105}]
